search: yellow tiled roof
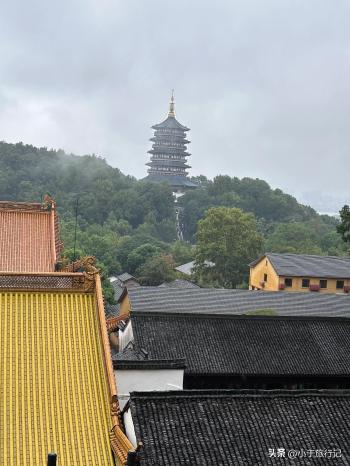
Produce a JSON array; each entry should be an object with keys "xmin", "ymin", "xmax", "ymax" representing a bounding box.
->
[{"xmin": 0, "ymin": 291, "xmax": 115, "ymax": 466}]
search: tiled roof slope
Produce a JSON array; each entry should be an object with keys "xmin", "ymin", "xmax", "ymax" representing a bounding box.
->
[
  {"xmin": 128, "ymin": 286, "xmax": 350, "ymax": 317},
  {"xmin": 0, "ymin": 201, "xmax": 61, "ymax": 272},
  {"xmin": 113, "ymin": 343, "xmax": 186, "ymax": 370},
  {"xmin": 158, "ymin": 279, "xmax": 199, "ymax": 289},
  {"xmin": 130, "ymin": 389, "xmax": 350, "ymax": 466},
  {"xmin": 130, "ymin": 313, "xmax": 350, "ymax": 376},
  {"xmin": 252, "ymin": 252, "xmax": 350, "ymax": 278},
  {"xmin": 117, "ymin": 272, "xmax": 136, "ymax": 282},
  {"xmin": 0, "ymin": 291, "xmax": 115, "ymax": 466}
]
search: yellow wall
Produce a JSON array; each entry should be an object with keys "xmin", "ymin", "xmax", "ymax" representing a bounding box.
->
[
  {"xmin": 119, "ymin": 293, "xmax": 131, "ymax": 315},
  {"xmin": 249, "ymin": 257, "xmax": 279, "ymax": 291},
  {"xmin": 250, "ymin": 256, "xmax": 350, "ymax": 293},
  {"xmin": 278, "ymin": 276, "xmax": 350, "ymax": 293}
]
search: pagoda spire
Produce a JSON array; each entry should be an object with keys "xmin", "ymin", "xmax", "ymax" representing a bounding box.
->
[{"xmin": 168, "ymin": 89, "xmax": 175, "ymax": 117}]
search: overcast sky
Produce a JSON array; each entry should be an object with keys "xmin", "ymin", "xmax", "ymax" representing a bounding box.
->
[{"xmin": 0, "ymin": 0, "xmax": 349, "ymax": 211}]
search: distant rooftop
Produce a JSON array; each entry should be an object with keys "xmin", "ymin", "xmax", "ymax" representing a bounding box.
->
[
  {"xmin": 175, "ymin": 260, "xmax": 214, "ymax": 275},
  {"xmin": 130, "ymin": 389, "xmax": 350, "ymax": 465},
  {"xmin": 127, "ymin": 286, "xmax": 350, "ymax": 317},
  {"xmin": 109, "ymin": 272, "xmax": 139, "ymax": 303},
  {"xmin": 117, "ymin": 272, "xmax": 136, "ymax": 282},
  {"xmin": 0, "ymin": 200, "xmax": 61, "ymax": 272},
  {"xmin": 251, "ymin": 252, "xmax": 350, "ymax": 279}
]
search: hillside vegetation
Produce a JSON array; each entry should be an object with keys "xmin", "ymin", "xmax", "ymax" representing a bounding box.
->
[{"xmin": 0, "ymin": 142, "xmax": 346, "ymax": 297}]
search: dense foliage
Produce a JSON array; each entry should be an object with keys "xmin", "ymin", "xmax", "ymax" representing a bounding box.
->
[
  {"xmin": 195, "ymin": 207, "xmax": 263, "ymax": 287},
  {"xmin": 338, "ymin": 205, "xmax": 350, "ymax": 248},
  {"xmin": 0, "ymin": 141, "xmax": 347, "ymax": 298}
]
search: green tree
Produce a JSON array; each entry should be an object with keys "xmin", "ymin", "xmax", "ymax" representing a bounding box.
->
[
  {"xmin": 170, "ymin": 241, "xmax": 194, "ymax": 265},
  {"xmin": 194, "ymin": 207, "xmax": 263, "ymax": 288},
  {"xmin": 338, "ymin": 205, "xmax": 350, "ymax": 247},
  {"xmin": 137, "ymin": 254, "xmax": 176, "ymax": 285},
  {"xmin": 126, "ymin": 243, "xmax": 161, "ymax": 274}
]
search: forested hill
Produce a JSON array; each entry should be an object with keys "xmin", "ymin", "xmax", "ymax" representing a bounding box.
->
[{"xmin": 0, "ymin": 141, "xmax": 346, "ymax": 289}]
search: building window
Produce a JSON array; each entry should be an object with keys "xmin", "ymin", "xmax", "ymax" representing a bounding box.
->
[
  {"xmin": 336, "ymin": 280, "xmax": 344, "ymax": 289},
  {"xmin": 302, "ymin": 279, "xmax": 310, "ymax": 288},
  {"xmin": 264, "ymin": 273, "xmax": 268, "ymax": 282},
  {"xmin": 320, "ymin": 279, "xmax": 327, "ymax": 289},
  {"xmin": 285, "ymin": 278, "xmax": 293, "ymax": 287}
]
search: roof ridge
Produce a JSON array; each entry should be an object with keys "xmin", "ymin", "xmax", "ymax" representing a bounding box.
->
[
  {"xmin": 131, "ymin": 311, "xmax": 350, "ymax": 322},
  {"xmin": 267, "ymin": 252, "xmax": 350, "ymax": 260},
  {"xmin": 130, "ymin": 388, "xmax": 350, "ymax": 399}
]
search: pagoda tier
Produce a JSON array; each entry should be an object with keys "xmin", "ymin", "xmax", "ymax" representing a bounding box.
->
[{"xmin": 144, "ymin": 93, "xmax": 198, "ymax": 191}]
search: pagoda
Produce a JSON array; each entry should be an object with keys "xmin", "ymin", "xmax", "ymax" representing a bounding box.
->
[{"xmin": 144, "ymin": 92, "xmax": 198, "ymax": 195}]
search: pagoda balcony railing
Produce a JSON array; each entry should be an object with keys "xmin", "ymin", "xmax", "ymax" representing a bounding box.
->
[
  {"xmin": 0, "ymin": 272, "xmax": 95, "ymax": 292},
  {"xmin": 154, "ymin": 130, "xmax": 187, "ymax": 136},
  {"xmin": 150, "ymin": 155, "xmax": 187, "ymax": 161},
  {"xmin": 148, "ymin": 149, "xmax": 190, "ymax": 156},
  {"xmin": 151, "ymin": 137, "xmax": 190, "ymax": 144}
]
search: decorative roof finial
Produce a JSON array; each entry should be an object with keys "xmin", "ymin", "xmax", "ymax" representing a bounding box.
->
[{"xmin": 168, "ymin": 89, "xmax": 175, "ymax": 117}]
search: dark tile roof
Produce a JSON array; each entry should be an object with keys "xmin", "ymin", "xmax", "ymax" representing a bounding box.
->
[
  {"xmin": 158, "ymin": 279, "xmax": 199, "ymax": 289},
  {"xmin": 113, "ymin": 342, "xmax": 186, "ymax": 370},
  {"xmin": 128, "ymin": 287, "xmax": 350, "ymax": 317},
  {"xmin": 129, "ymin": 313, "xmax": 350, "ymax": 376},
  {"xmin": 113, "ymin": 342, "xmax": 148, "ymax": 361},
  {"xmin": 252, "ymin": 253, "xmax": 350, "ymax": 279},
  {"xmin": 105, "ymin": 303, "xmax": 120, "ymax": 319},
  {"xmin": 110, "ymin": 272, "xmax": 137, "ymax": 303},
  {"xmin": 152, "ymin": 115, "xmax": 189, "ymax": 131},
  {"xmin": 129, "ymin": 389, "xmax": 350, "ymax": 466},
  {"xmin": 117, "ymin": 272, "xmax": 136, "ymax": 283}
]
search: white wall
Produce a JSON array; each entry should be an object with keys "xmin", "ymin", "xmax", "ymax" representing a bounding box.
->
[
  {"xmin": 119, "ymin": 320, "xmax": 134, "ymax": 351},
  {"xmin": 124, "ymin": 409, "xmax": 137, "ymax": 448},
  {"xmin": 115, "ymin": 368, "xmax": 184, "ymax": 409}
]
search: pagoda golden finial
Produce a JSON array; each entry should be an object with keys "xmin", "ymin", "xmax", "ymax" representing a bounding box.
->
[{"xmin": 168, "ymin": 89, "xmax": 175, "ymax": 117}]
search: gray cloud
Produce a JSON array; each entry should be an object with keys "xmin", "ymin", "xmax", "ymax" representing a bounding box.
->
[{"xmin": 0, "ymin": 0, "xmax": 349, "ymax": 211}]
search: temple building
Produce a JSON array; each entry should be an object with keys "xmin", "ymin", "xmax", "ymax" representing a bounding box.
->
[
  {"xmin": 144, "ymin": 92, "xmax": 198, "ymax": 195},
  {"xmin": 0, "ymin": 199, "xmax": 134, "ymax": 465}
]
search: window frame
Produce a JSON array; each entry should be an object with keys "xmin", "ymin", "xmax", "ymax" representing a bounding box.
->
[
  {"xmin": 284, "ymin": 277, "xmax": 293, "ymax": 287},
  {"xmin": 319, "ymin": 279, "xmax": 328, "ymax": 289},
  {"xmin": 336, "ymin": 280, "xmax": 345, "ymax": 289},
  {"xmin": 302, "ymin": 278, "xmax": 310, "ymax": 288}
]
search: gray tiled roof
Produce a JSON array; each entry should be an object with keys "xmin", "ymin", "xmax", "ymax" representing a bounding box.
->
[
  {"xmin": 117, "ymin": 272, "xmax": 136, "ymax": 283},
  {"xmin": 130, "ymin": 313, "xmax": 350, "ymax": 376},
  {"xmin": 174, "ymin": 260, "xmax": 195, "ymax": 275},
  {"xmin": 152, "ymin": 115, "xmax": 189, "ymax": 131},
  {"xmin": 158, "ymin": 279, "xmax": 199, "ymax": 289},
  {"xmin": 253, "ymin": 253, "xmax": 350, "ymax": 278},
  {"xmin": 105, "ymin": 304, "xmax": 120, "ymax": 319},
  {"xmin": 175, "ymin": 260, "xmax": 214, "ymax": 275},
  {"xmin": 113, "ymin": 342, "xmax": 186, "ymax": 370},
  {"xmin": 110, "ymin": 280, "xmax": 125, "ymax": 302},
  {"xmin": 128, "ymin": 287, "xmax": 350, "ymax": 317},
  {"xmin": 130, "ymin": 389, "xmax": 350, "ymax": 466}
]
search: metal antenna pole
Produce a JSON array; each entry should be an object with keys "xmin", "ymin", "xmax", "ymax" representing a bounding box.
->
[{"xmin": 73, "ymin": 196, "xmax": 79, "ymax": 264}]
